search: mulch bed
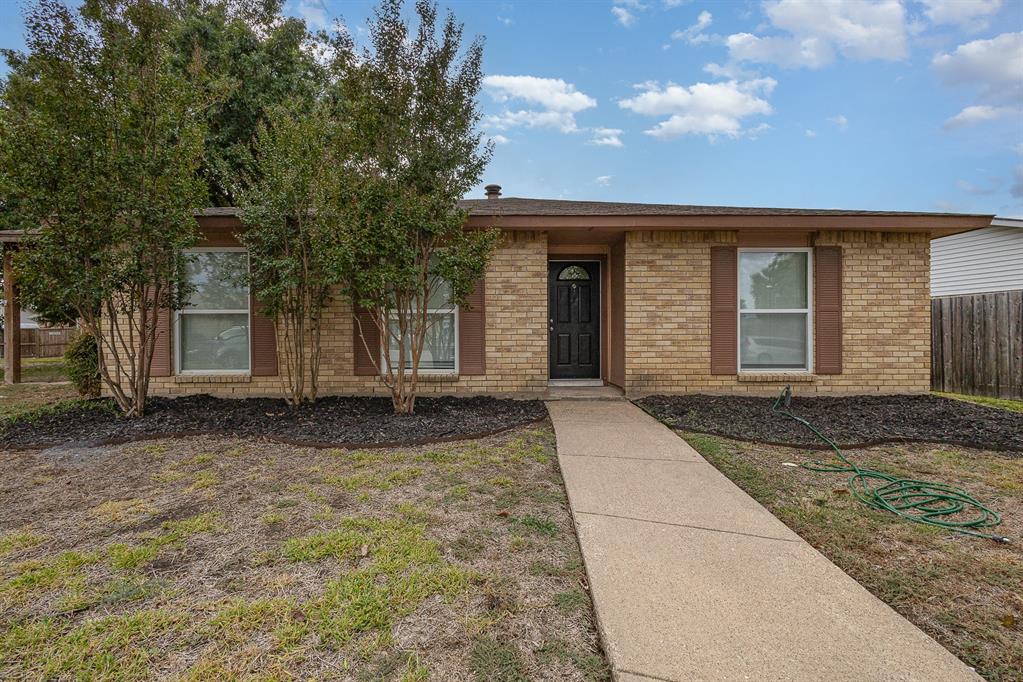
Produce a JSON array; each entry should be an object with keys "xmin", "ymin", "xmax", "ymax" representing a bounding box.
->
[
  {"xmin": 636, "ymin": 393, "xmax": 1023, "ymax": 453},
  {"xmin": 0, "ymin": 394, "xmax": 548, "ymax": 450}
]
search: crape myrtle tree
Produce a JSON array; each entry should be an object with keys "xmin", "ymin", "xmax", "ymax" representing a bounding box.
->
[
  {"xmin": 0, "ymin": 0, "xmax": 207, "ymax": 416},
  {"xmin": 239, "ymin": 100, "xmax": 336, "ymax": 405},
  {"xmin": 328, "ymin": 0, "xmax": 499, "ymax": 415},
  {"xmin": 167, "ymin": 0, "xmax": 326, "ymax": 206}
]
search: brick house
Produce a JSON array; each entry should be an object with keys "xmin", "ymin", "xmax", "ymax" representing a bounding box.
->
[{"xmin": 0, "ymin": 186, "xmax": 993, "ymax": 396}]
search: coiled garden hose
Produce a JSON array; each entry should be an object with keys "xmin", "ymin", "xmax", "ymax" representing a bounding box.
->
[{"xmin": 772, "ymin": 386, "xmax": 1010, "ymax": 543}]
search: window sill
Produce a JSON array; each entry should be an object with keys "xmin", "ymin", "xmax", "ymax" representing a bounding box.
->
[
  {"xmin": 174, "ymin": 374, "xmax": 252, "ymax": 384},
  {"xmin": 737, "ymin": 372, "xmax": 815, "ymax": 383},
  {"xmin": 408, "ymin": 373, "xmax": 460, "ymax": 383}
]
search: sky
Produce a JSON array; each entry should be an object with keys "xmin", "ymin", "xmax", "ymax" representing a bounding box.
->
[{"xmin": 1, "ymin": 0, "xmax": 1021, "ymax": 215}]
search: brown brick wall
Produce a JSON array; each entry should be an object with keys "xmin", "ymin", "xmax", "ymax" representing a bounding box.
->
[
  {"xmin": 105, "ymin": 232, "xmax": 548, "ymax": 398},
  {"xmin": 105, "ymin": 227, "xmax": 932, "ymax": 399},
  {"xmin": 623, "ymin": 229, "xmax": 931, "ymax": 395}
]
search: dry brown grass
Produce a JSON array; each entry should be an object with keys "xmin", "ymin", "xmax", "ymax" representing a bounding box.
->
[
  {"xmin": 0, "ymin": 425, "xmax": 608, "ymax": 681},
  {"xmin": 684, "ymin": 432, "xmax": 1023, "ymax": 682}
]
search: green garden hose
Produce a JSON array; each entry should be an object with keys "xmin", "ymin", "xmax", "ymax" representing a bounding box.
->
[{"xmin": 772, "ymin": 386, "xmax": 1010, "ymax": 543}]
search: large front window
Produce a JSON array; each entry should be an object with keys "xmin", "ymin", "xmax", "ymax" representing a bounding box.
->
[
  {"xmin": 386, "ymin": 276, "xmax": 457, "ymax": 373},
  {"xmin": 178, "ymin": 250, "xmax": 250, "ymax": 373},
  {"xmin": 738, "ymin": 249, "xmax": 811, "ymax": 371}
]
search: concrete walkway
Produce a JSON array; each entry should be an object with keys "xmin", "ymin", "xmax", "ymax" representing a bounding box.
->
[{"xmin": 547, "ymin": 399, "xmax": 980, "ymax": 682}]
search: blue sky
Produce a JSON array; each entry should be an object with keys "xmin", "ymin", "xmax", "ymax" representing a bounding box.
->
[{"xmin": 2, "ymin": 1, "xmax": 1021, "ymax": 214}]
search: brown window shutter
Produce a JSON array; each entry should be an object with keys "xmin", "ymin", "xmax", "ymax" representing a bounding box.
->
[
  {"xmin": 250, "ymin": 292, "xmax": 278, "ymax": 376},
  {"xmin": 353, "ymin": 306, "xmax": 381, "ymax": 376},
  {"xmin": 710, "ymin": 246, "xmax": 738, "ymax": 375},
  {"xmin": 458, "ymin": 277, "xmax": 486, "ymax": 375},
  {"xmin": 150, "ymin": 303, "xmax": 173, "ymax": 377},
  {"xmin": 814, "ymin": 246, "xmax": 843, "ymax": 374}
]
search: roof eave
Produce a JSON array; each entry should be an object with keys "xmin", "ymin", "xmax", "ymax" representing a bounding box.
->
[{"xmin": 464, "ymin": 213, "xmax": 992, "ymax": 236}]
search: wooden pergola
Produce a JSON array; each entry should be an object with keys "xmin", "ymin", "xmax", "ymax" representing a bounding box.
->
[{"xmin": 1, "ymin": 231, "xmax": 23, "ymax": 384}]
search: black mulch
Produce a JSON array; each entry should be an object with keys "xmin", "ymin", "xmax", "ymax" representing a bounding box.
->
[
  {"xmin": 635, "ymin": 393, "xmax": 1023, "ymax": 453},
  {"xmin": 0, "ymin": 395, "xmax": 549, "ymax": 450}
]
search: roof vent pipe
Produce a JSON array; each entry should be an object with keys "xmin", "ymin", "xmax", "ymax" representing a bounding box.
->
[{"xmin": 484, "ymin": 184, "xmax": 502, "ymax": 199}]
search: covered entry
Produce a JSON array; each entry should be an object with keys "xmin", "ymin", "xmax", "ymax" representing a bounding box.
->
[{"xmin": 548, "ymin": 261, "xmax": 601, "ymax": 379}]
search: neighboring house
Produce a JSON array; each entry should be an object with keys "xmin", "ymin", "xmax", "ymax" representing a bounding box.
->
[
  {"xmin": 931, "ymin": 217, "xmax": 1023, "ymax": 297},
  {"xmin": 930, "ymin": 217, "xmax": 1022, "ymax": 400},
  {"xmin": 0, "ymin": 187, "xmax": 993, "ymax": 395}
]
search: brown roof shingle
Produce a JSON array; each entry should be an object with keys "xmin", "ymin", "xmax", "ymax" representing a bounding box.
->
[{"xmin": 457, "ymin": 197, "xmax": 991, "ymax": 218}]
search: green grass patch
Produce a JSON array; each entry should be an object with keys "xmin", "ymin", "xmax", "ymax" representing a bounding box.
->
[
  {"xmin": 933, "ymin": 391, "xmax": 1023, "ymax": 414},
  {"xmin": 469, "ymin": 638, "xmax": 527, "ymax": 682},
  {"xmin": 107, "ymin": 512, "xmax": 219, "ymax": 571},
  {"xmin": 1, "ymin": 551, "xmax": 99, "ymax": 602},
  {"xmin": 0, "ymin": 531, "xmax": 45, "ymax": 557},
  {"xmin": 683, "ymin": 432, "xmax": 780, "ymax": 505},
  {"xmin": 285, "ymin": 516, "xmax": 475, "ymax": 648},
  {"xmin": 510, "ymin": 515, "xmax": 558, "ymax": 537},
  {"xmin": 0, "ymin": 610, "xmax": 182, "ymax": 679},
  {"xmin": 553, "ymin": 588, "xmax": 588, "ymax": 612},
  {"xmin": 324, "ymin": 467, "xmax": 423, "ymax": 492}
]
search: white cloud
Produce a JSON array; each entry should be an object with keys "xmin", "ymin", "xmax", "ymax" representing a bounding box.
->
[
  {"xmin": 920, "ymin": 0, "xmax": 1003, "ymax": 32},
  {"xmin": 726, "ymin": 33, "xmax": 833, "ymax": 68},
  {"xmin": 663, "ymin": 0, "xmax": 689, "ymax": 7},
  {"xmin": 590, "ymin": 127, "xmax": 625, "ymax": 147},
  {"xmin": 933, "ymin": 33, "xmax": 1023, "ymax": 128},
  {"xmin": 294, "ymin": 0, "xmax": 328, "ymax": 31},
  {"xmin": 483, "ymin": 75, "xmax": 615, "ymax": 144},
  {"xmin": 489, "ymin": 134, "xmax": 510, "ymax": 145},
  {"xmin": 483, "ymin": 75, "xmax": 597, "ymax": 133},
  {"xmin": 956, "ymin": 177, "xmax": 1000, "ymax": 195},
  {"xmin": 497, "ymin": 15, "xmax": 513, "ymax": 26},
  {"xmin": 595, "ymin": 175, "xmax": 614, "ymax": 186},
  {"xmin": 725, "ymin": 0, "xmax": 908, "ymax": 69},
  {"xmin": 612, "ymin": 6, "xmax": 636, "ymax": 27},
  {"xmin": 484, "ymin": 75, "xmax": 597, "ymax": 113},
  {"xmin": 829, "ymin": 114, "xmax": 849, "ymax": 130},
  {"xmin": 805, "ymin": 129, "xmax": 817, "ymax": 138},
  {"xmin": 619, "ymin": 78, "xmax": 776, "ymax": 139},
  {"xmin": 942, "ymin": 105, "xmax": 1018, "ymax": 128},
  {"xmin": 671, "ymin": 10, "xmax": 714, "ymax": 45}
]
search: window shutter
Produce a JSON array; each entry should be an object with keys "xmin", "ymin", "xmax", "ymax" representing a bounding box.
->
[
  {"xmin": 150, "ymin": 303, "xmax": 173, "ymax": 377},
  {"xmin": 814, "ymin": 246, "xmax": 843, "ymax": 374},
  {"xmin": 250, "ymin": 292, "xmax": 278, "ymax": 376},
  {"xmin": 710, "ymin": 247, "xmax": 738, "ymax": 375},
  {"xmin": 458, "ymin": 277, "xmax": 486, "ymax": 375},
  {"xmin": 353, "ymin": 306, "xmax": 381, "ymax": 376}
]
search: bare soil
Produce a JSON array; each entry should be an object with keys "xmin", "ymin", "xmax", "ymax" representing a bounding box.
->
[
  {"xmin": 0, "ymin": 425, "xmax": 608, "ymax": 680},
  {"xmin": 0, "ymin": 394, "xmax": 548, "ymax": 450},
  {"xmin": 637, "ymin": 393, "xmax": 1023, "ymax": 453}
]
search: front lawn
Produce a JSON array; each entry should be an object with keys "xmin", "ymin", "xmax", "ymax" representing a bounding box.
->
[
  {"xmin": 0, "ymin": 427, "xmax": 608, "ymax": 680},
  {"xmin": 682, "ymin": 432, "xmax": 1023, "ymax": 681},
  {"xmin": 0, "ymin": 356, "xmax": 69, "ymax": 383},
  {"xmin": 933, "ymin": 392, "xmax": 1023, "ymax": 415}
]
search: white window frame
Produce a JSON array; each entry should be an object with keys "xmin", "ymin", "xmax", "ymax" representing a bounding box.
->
[
  {"xmin": 737, "ymin": 247, "xmax": 813, "ymax": 373},
  {"xmin": 176, "ymin": 247, "xmax": 251, "ymax": 376},
  {"xmin": 382, "ymin": 306, "xmax": 459, "ymax": 375}
]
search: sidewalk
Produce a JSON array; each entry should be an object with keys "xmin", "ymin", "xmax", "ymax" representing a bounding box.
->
[{"xmin": 547, "ymin": 399, "xmax": 980, "ymax": 682}]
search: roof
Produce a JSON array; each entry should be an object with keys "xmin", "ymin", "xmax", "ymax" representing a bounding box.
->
[
  {"xmin": 457, "ymin": 197, "xmax": 992, "ymax": 219},
  {"xmin": 991, "ymin": 217, "xmax": 1023, "ymax": 229}
]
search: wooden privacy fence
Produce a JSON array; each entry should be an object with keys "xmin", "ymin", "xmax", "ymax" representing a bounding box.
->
[
  {"xmin": 931, "ymin": 290, "xmax": 1023, "ymax": 399},
  {"xmin": 0, "ymin": 327, "xmax": 78, "ymax": 359}
]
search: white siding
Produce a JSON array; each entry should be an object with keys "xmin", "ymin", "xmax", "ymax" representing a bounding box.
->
[{"xmin": 931, "ymin": 220, "xmax": 1023, "ymax": 297}]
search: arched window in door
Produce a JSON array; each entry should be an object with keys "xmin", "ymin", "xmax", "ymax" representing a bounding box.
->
[{"xmin": 558, "ymin": 265, "xmax": 590, "ymax": 281}]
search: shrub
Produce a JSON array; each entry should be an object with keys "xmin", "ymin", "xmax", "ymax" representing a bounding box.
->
[{"xmin": 64, "ymin": 332, "xmax": 101, "ymax": 398}]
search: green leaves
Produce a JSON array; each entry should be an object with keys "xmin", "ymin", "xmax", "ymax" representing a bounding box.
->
[{"xmin": 1, "ymin": 0, "xmax": 208, "ymax": 414}]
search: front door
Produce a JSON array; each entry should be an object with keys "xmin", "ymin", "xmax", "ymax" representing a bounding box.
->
[{"xmin": 548, "ymin": 261, "xmax": 600, "ymax": 379}]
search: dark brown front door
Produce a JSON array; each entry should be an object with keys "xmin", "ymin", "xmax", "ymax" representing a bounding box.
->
[{"xmin": 549, "ymin": 261, "xmax": 600, "ymax": 379}]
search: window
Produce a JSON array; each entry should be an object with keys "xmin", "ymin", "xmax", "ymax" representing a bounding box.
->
[
  {"xmin": 386, "ymin": 274, "xmax": 457, "ymax": 373},
  {"xmin": 738, "ymin": 249, "xmax": 811, "ymax": 371},
  {"xmin": 557, "ymin": 265, "xmax": 590, "ymax": 281},
  {"xmin": 177, "ymin": 249, "xmax": 250, "ymax": 373}
]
